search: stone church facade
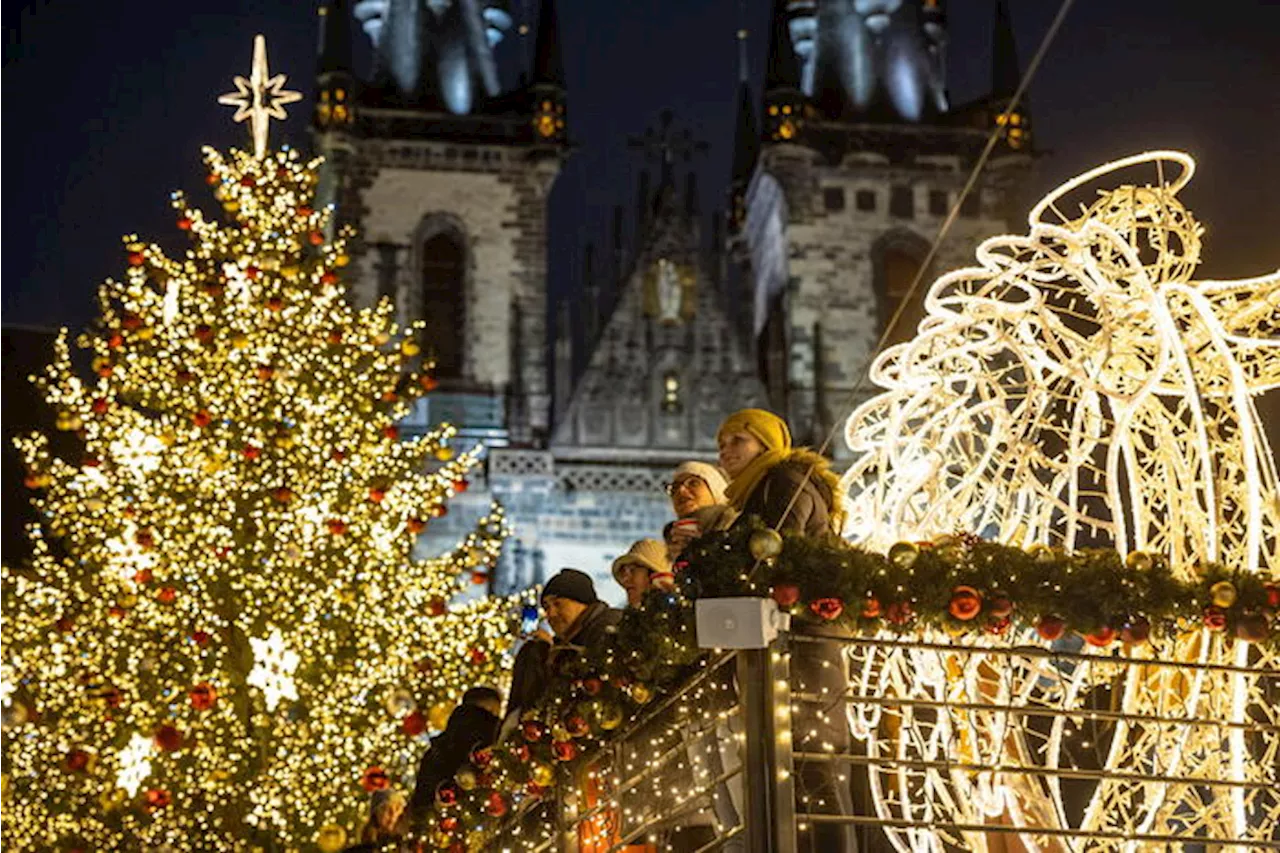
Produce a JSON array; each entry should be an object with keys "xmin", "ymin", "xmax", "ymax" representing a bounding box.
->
[{"xmin": 310, "ymin": 0, "xmax": 1032, "ymax": 600}]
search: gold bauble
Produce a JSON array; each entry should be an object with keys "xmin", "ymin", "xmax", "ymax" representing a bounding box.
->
[
  {"xmin": 401, "ymin": 340, "xmax": 421, "ymax": 357},
  {"xmin": 887, "ymin": 541, "xmax": 919, "ymax": 568},
  {"xmin": 274, "ymin": 434, "xmax": 296, "ymax": 450},
  {"xmin": 1124, "ymin": 551, "xmax": 1154, "ymax": 572},
  {"xmin": 85, "ymin": 497, "xmax": 107, "ymax": 512},
  {"xmin": 384, "ymin": 687, "xmax": 416, "ymax": 717},
  {"xmin": 98, "ymin": 787, "xmax": 128, "ymax": 813},
  {"xmin": 135, "ymin": 326, "xmax": 154, "ymax": 341},
  {"xmin": 316, "ymin": 824, "xmax": 348, "ymax": 853},
  {"xmin": 434, "ymin": 446, "xmax": 455, "ymax": 462},
  {"xmin": 455, "ymin": 765, "xmax": 478, "ymax": 790},
  {"xmin": 231, "ymin": 333, "xmax": 250, "ymax": 349},
  {"xmin": 56, "ymin": 411, "xmax": 83, "ymax": 431},
  {"xmin": 1210, "ymin": 580, "xmax": 1238, "ymax": 609},
  {"xmin": 428, "ymin": 701, "xmax": 453, "ymax": 731},
  {"xmin": 280, "ymin": 264, "xmax": 300, "ymax": 279},
  {"xmin": 530, "ymin": 761, "xmax": 555, "ymax": 787},
  {"xmin": 335, "ymin": 253, "xmax": 351, "ymax": 267},
  {"xmin": 748, "ymin": 528, "xmax": 783, "ymax": 561},
  {"xmin": 630, "ymin": 683, "xmax": 653, "ymax": 704}
]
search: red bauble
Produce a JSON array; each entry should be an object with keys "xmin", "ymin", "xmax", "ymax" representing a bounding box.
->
[
  {"xmin": 191, "ymin": 630, "xmax": 211, "ymax": 647},
  {"xmin": 192, "ymin": 410, "xmax": 213, "ymax": 428},
  {"xmin": 272, "ymin": 487, "xmax": 293, "ymax": 504},
  {"xmin": 239, "ymin": 176, "xmax": 255, "ymax": 188},
  {"xmin": 91, "ymin": 397, "xmax": 110, "ymax": 414},
  {"xmin": 439, "ymin": 816, "xmax": 460, "ymax": 833},
  {"xmin": 176, "ymin": 216, "xmax": 193, "ymax": 230},
  {"xmin": 809, "ymin": 597, "xmax": 845, "ymax": 621},
  {"xmin": 435, "ymin": 781, "xmax": 459, "ymax": 805},
  {"xmin": 552, "ymin": 740, "xmax": 578, "ymax": 762},
  {"xmin": 1084, "ymin": 626, "xmax": 1117, "ymax": 647},
  {"xmin": 428, "ymin": 598, "xmax": 447, "ymax": 617},
  {"xmin": 135, "ymin": 529, "xmax": 155, "ymax": 548},
  {"xmin": 402, "ymin": 711, "xmax": 427, "ymax": 736},
  {"xmin": 988, "ymin": 596, "xmax": 1014, "ymax": 619},
  {"xmin": 368, "ymin": 487, "xmax": 387, "ymax": 503},
  {"xmin": 133, "ymin": 569, "xmax": 153, "ymax": 585},
  {"xmin": 296, "ymin": 205, "xmax": 313, "ymax": 218},
  {"xmin": 512, "ymin": 743, "xmax": 531, "ymax": 762},
  {"xmin": 326, "ymin": 519, "xmax": 347, "ymax": 536},
  {"xmin": 1121, "ymin": 617, "xmax": 1151, "ymax": 645},
  {"xmin": 771, "ymin": 584, "xmax": 801, "ymax": 608},
  {"xmin": 484, "ymin": 791, "xmax": 508, "ymax": 818},
  {"xmin": 419, "ymin": 375, "xmax": 440, "ymax": 392},
  {"xmin": 244, "ymin": 266, "xmax": 261, "ymax": 280},
  {"xmin": 564, "ymin": 714, "xmax": 590, "ymax": 737},
  {"xmin": 189, "ymin": 682, "xmax": 217, "ymax": 710},
  {"xmin": 382, "ymin": 425, "xmax": 399, "ymax": 440},
  {"xmin": 205, "ymin": 173, "xmax": 219, "ymax": 186},
  {"xmin": 121, "ymin": 312, "xmax": 143, "ymax": 330},
  {"xmin": 470, "ymin": 747, "xmax": 494, "ymax": 768},
  {"xmin": 176, "ymin": 368, "xmax": 194, "ymax": 384},
  {"xmin": 1202, "ymin": 606, "xmax": 1227, "ymax": 631},
  {"xmin": 327, "ymin": 330, "xmax": 344, "ymax": 345},
  {"xmin": 265, "ymin": 297, "xmax": 284, "ymax": 312},
  {"xmin": 947, "ymin": 586, "xmax": 982, "ymax": 621},
  {"xmin": 156, "ymin": 587, "xmax": 176, "ymax": 604},
  {"xmin": 255, "ymin": 364, "xmax": 275, "ymax": 380},
  {"xmin": 431, "ymin": 504, "xmax": 449, "ymax": 519},
  {"xmin": 1036, "ymin": 615, "xmax": 1066, "ymax": 642},
  {"xmin": 469, "ymin": 647, "xmax": 488, "ymax": 665},
  {"xmin": 82, "ymin": 456, "xmax": 102, "ymax": 468},
  {"xmin": 108, "ymin": 332, "xmax": 124, "ymax": 349},
  {"xmin": 582, "ymin": 677, "xmax": 603, "ymax": 697},
  {"xmin": 65, "ymin": 748, "xmax": 92, "ymax": 772},
  {"xmin": 525, "ymin": 782, "xmax": 547, "ymax": 798},
  {"xmin": 242, "ymin": 445, "xmax": 261, "ymax": 460},
  {"xmin": 408, "ymin": 518, "xmax": 427, "ymax": 534},
  {"xmin": 144, "ymin": 788, "xmax": 171, "ymax": 810},
  {"xmin": 154, "ymin": 724, "xmax": 183, "ymax": 752},
  {"xmin": 470, "ymin": 572, "xmax": 489, "ymax": 586},
  {"xmin": 986, "ymin": 616, "xmax": 1012, "ymax": 635},
  {"xmin": 360, "ymin": 766, "xmax": 390, "ymax": 792},
  {"xmin": 861, "ymin": 596, "xmax": 882, "ymax": 619},
  {"xmin": 55, "ymin": 615, "xmax": 75, "ymax": 633},
  {"xmin": 1265, "ymin": 584, "xmax": 1280, "ymax": 610},
  {"xmin": 309, "ymin": 231, "xmax": 325, "ymax": 246},
  {"xmin": 127, "ymin": 252, "xmax": 146, "ymax": 266},
  {"xmin": 454, "ymin": 479, "xmax": 470, "ymax": 493},
  {"xmin": 885, "ymin": 601, "xmax": 914, "ymax": 625},
  {"xmin": 194, "ymin": 324, "xmax": 214, "ymax": 343},
  {"xmin": 330, "ymin": 447, "xmax": 347, "ymax": 462},
  {"xmin": 320, "ymin": 271, "xmax": 339, "ymax": 285},
  {"xmin": 521, "ymin": 720, "xmax": 546, "ymax": 742}
]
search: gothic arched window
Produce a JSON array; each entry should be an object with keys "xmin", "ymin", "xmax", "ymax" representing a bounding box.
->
[{"xmin": 420, "ymin": 232, "xmax": 466, "ymax": 380}]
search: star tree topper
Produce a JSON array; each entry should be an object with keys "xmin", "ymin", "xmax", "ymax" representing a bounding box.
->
[{"xmin": 218, "ymin": 34, "xmax": 303, "ymax": 159}]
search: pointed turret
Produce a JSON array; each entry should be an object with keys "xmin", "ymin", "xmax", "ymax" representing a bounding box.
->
[
  {"xmin": 532, "ymin": 0, "xmax": 566, "ymax": 88},
  {"xmin": 762, "ymin": 0, "xmax": 805, "ymax": 144},
  {"xmin": 314, "ymin": 0, "xmax": 356, "ymax": 131},
  {"xmin": 992, "ymin": 0, "xmax": 1020, "ymax": 98},
  {"xmin": 529, "ymin": 0, "xmax": 568, "ymax": 145}
]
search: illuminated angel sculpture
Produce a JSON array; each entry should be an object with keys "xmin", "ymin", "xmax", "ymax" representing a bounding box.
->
[{"xmin": 840, "ymin": 152, "xmax": 1280, "ymax": 850}]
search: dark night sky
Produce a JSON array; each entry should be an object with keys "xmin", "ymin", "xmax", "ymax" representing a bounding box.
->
[{"xmin": 4, "ymin": 1, "xmax": 1279, "ymax": 333}]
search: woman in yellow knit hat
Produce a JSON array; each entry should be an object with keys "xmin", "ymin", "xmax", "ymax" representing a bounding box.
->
[{"xmin": 717, "ymin": 408, "xmax": 843, "ymax": 537}]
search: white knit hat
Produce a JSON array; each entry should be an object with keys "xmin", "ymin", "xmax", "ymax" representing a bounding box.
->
[{"xmin": 670, "ymin": 461, "xmax": 729, "ymax": 504}]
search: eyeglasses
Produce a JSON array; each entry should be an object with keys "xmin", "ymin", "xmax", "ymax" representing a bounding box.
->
[{"xmin": 663, "ymin": 476, "xmax": 707, "ymax": 497}]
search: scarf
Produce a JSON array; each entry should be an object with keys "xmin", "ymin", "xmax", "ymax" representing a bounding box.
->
[{"xmin": 724, "ymin": 447, "xmax": 788, "ymax": 510}]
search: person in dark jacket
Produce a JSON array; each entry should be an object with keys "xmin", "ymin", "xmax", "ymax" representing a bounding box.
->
[
  {"xmin": 716, "ymin": 408, "xmax": 858, "ymax": 852},
  {"xmin": 407, "ymin": 686, "xmax": 502, "ymax": 830},
  {"xmin": 502, "ymin": 570, "xmax": 623, "ymax": 731}
]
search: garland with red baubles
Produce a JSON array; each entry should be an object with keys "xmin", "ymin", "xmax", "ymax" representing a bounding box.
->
[{"xmin": 420, "ymin": 522, "xmax": 1278, "ymax": 850}]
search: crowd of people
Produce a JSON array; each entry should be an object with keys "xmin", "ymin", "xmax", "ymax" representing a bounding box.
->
[{"xmin": 350, "ymin": 408, "xmax": 855, "ymax": 851}]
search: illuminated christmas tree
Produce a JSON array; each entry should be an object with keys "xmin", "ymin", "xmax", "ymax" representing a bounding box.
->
[{"xmin": 1, "ymin": 36, "xmax": 526, "ymax": 851}]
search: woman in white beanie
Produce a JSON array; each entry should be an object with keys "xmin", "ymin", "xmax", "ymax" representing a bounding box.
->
[{"xmin": 662, "ymin": 461, "xmax": 736, "ymax": 559}]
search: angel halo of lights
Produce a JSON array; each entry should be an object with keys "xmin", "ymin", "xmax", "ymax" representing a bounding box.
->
[{"xmin": 839, "ymin": 152, "xmax": 1279, "ymax": 850}]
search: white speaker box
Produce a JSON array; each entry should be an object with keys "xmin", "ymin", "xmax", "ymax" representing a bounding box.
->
[{"xmin": 695, "ymin": 597, "xmax": 791, "ymax": 649}]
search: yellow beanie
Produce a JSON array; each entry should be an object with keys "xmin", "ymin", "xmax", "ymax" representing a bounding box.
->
[{"xmin": 717, "ymin": 408, "xmax": 791, "ymax": 453}]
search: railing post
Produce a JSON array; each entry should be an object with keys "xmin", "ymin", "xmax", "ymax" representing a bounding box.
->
[{"xmin": 737, "ymin": 636, "xmax": 796, "ymax": 853}]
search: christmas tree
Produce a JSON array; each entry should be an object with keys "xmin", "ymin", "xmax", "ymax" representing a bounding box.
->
[{"xmin": 1, "ymin": 37, "xmax": 526, "ymax": 851}]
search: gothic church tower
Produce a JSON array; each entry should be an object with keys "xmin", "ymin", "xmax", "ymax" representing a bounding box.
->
[
  {"xmin": 734, "ymin": 0, "xmax": 1032, "ymax": 450},
  {"xmin": 312, "ymin": 0, "xmax": 570, "ymax": 446}
]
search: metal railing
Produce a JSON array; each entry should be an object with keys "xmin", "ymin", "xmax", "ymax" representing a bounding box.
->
[{"xmin": 487, "ymin": 627, "xmax": 1280, "ymax": 852}]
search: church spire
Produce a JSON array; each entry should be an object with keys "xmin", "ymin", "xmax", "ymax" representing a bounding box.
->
[
  {"xmin": 992, "ymin": 0, "xmax": 1020, "ymax": 98},
  {"xmin": 729, "ymin": 23, "xmax": 758, "ymax": 233},
  {"xmin": 762, "ymin": 0, "xmax": 805, "ymax": 143},
  {"xmin": 532, "ymin": 0, "xmax": 566, "ymax": 88},
  {"xmin": 316, "ymin": 0, "xmax": 353, "ymax": 77},
  {"xmin": 529, "ymin": 0, "xmax": 568, "ymax": 146}
]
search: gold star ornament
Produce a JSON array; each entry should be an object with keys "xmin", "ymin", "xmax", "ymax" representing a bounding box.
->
[{"xmin": 218, "ymin": 34, "xmax": 303, "ymax": 159}]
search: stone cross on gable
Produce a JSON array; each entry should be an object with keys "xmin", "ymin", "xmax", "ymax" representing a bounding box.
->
[{"xmin": 628, "ymin": 109, "xmax": 709, "ymax": 170}]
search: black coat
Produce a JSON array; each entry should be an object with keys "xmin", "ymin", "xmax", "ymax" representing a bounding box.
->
[
  {"xmin": 407, "ymin": 703, "xmax": 500, "ymax": 825},
  {"xmin": 505, "ymin": 603, "xmax": 622, "ymax": 721},
  {"xmin": 733, "ymin": 456, "xmax": 836, "ymax": 538}
]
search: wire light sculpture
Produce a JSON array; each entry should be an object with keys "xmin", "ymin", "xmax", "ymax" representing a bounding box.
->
[{"xmin": 840, "ymin": 152, "xmax": 1280, "ymax": 850}]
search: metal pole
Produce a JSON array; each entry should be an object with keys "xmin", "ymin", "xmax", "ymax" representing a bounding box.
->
[{"xmin": 737, "ymin": 637, "xmax": 796, "ymax": 853}]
